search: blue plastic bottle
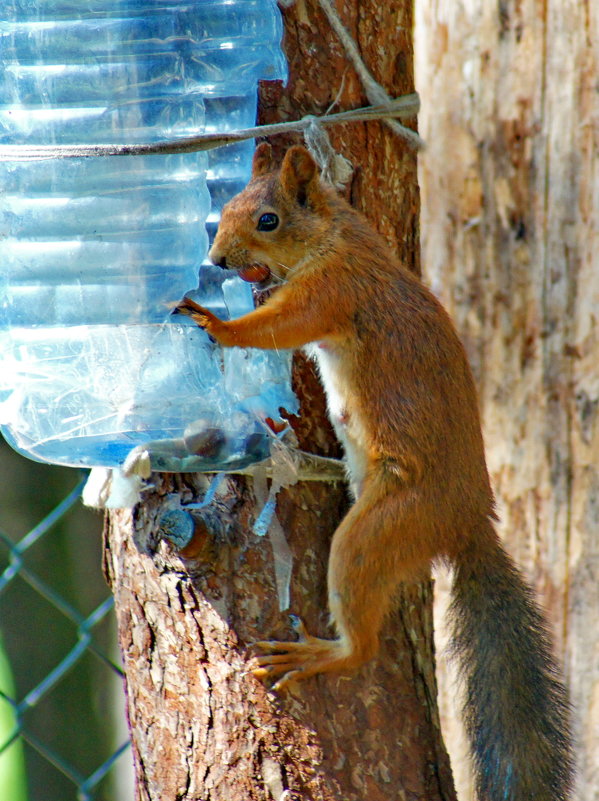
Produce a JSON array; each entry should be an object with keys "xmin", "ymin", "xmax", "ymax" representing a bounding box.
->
[{"xmin": 0, "ymin": 0, "xmax": 296, "ymax": 470}]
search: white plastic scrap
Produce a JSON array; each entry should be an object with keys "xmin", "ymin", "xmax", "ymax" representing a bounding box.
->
[
  {"xmin": 251, "ymin": 438, "xmax": 304, "ymax": 611},
  {"xmin": 82, "ymin": 466, "xmax": 145, "ymax": 509}
]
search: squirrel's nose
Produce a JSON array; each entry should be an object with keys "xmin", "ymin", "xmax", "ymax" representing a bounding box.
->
[{"xmin": 208, "ymin": 245, "xmax": 227, "ymax": 269}]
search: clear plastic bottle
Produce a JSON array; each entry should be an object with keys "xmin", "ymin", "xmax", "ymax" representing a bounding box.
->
[{"xmin": 0, "ymin": 0, "xmax": 296, "ymax": 470}]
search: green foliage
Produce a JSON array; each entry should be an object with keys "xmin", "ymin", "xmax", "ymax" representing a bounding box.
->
[{"xmin": 0, "ymin": 633, "xmax": 27, "ymax": 801}]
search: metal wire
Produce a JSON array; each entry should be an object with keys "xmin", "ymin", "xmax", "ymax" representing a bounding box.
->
[{"xmin": 0, "ymin": 479, "xmax": 130, "ymax": 800}]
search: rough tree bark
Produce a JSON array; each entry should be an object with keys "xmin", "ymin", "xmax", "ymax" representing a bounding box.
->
[
  {"xmin": 415, "ymin": 2, "xmax": 598, "ymax": 799},
  {"xmin": 104, "ymin": 2, "xmax": 457, "ymax": 800}
]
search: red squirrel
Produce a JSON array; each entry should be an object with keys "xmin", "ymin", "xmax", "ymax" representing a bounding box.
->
[{"xmin": 176, "ymin": 144, "xmax": 573, "ymax": 801}]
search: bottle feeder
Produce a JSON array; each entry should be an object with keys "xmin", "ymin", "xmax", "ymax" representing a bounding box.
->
[{"xmin": 0, "ymin": 0, "xmax": 297, "ymax": 472}]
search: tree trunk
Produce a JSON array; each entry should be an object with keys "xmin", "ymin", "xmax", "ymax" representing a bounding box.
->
[
  {"xmin": 104, "ymin": 2, "xmax": 457, "ymax": 800},
  {"xmin": 415, "ymin": 2, "xmax": 598, "ymax": 799}
]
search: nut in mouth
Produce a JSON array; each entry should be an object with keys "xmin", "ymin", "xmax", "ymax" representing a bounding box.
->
[{"xmin": 237, "ymin": 263, "xmax": 272, "ymax": 284}]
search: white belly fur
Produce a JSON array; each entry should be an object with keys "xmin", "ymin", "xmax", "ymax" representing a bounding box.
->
[{"xmin": 305, "ymin": 343, "xmax": 368, "ymax": 497}]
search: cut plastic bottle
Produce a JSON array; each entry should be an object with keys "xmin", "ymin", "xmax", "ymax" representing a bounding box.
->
[{"xmin": 0, "ymin": 0, "xmax": 297, "ymax": 470}]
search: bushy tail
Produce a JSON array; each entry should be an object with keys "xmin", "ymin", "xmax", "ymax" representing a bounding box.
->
[{"xmin": 449, "ymin": 532, "xmax": 574, "ymax": 801}]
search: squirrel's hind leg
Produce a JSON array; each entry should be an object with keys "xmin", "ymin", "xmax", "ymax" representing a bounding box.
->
[{"xmin": 253, "ymin": 476, "xmax": 434, "ymax": 690}]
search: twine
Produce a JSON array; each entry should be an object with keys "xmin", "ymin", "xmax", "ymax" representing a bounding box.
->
[
  {"xmin": 303, "ymin": 118, "xmax": 355, "ymax": 188},
  {"xmin": 316, "ymin": 0, "xmax": 423, "ymax": 150},
  {"xmin": 0, "ymin": 95, "xmax": 419, "ymax": 162}
]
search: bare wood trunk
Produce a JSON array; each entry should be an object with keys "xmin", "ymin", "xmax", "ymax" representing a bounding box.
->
[
  {"xmin": 415, "ymin": 2, "xmax": 599, "ymax": 799},
  {"xmin": 104, "ymin": 2, "xmax": 458, "ymax": 800}
]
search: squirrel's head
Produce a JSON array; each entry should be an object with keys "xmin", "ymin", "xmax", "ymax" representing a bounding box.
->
[{"xmin": 209, "ymin": 144, "xmax": 333, "ymax": 286}]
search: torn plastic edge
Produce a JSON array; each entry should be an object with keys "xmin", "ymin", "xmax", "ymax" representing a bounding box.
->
[
  {"xmin": 253, "ymin": 465, "xmax": 293, "ymax": 612},
  {"xmin": 81, "ymin": 434, "xmax": 344, "ymax": 614}
]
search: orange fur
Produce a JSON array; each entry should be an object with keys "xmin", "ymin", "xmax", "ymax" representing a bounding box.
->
[
  {"xmin": 180, "ymin": 144, "xmax": 494, "ymax": 568},
  {"xmin": 175, "ymin": 145, "xmax": 572, "ymax": 800}
]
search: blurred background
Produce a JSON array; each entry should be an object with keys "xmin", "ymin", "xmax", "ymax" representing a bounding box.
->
[{"xmin": 0, "ymin": 436, "xmax": 134, "ymax": 800}]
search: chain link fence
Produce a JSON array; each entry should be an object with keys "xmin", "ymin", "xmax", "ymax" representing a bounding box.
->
[{"xmin": 0, "ymin": 439, "xmax": 132, "ymax": 801}]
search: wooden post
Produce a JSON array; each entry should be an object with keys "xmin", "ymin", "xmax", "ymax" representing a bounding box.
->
[{"xmin": 416, "ymin": 2, "xmax": 599, "ymax": 797}]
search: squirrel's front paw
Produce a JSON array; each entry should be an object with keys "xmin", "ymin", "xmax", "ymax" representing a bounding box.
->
[
  {"xmin": 173, "ymin": 297, "xmax": 233, "ymax": 344},
  {"xmin": 173, "ymin": 297, "xmax": 213, "ymax": 327}
]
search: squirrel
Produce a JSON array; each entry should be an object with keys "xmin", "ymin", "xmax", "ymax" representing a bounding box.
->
[{"xmin": 176, "ymin": 143, "xmax": 573, "ymax": 801}]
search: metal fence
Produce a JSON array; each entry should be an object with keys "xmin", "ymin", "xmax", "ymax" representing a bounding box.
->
[{"xmin": 0, "ymin": 443, "xmax": 131, "ymax": 801}]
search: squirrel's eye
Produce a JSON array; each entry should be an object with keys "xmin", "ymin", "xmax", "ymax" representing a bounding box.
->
[{"xmin": 257, "ymin": 212, "xmax": 279, "ymax": 232}]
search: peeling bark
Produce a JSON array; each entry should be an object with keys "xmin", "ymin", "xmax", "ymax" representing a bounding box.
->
[
  {"xmin": 105, "ymin": 2, "xmax": 457, "ymax": 799},
  {"xmin": 416, "ymin": 2, "xmax": 599, "ymax": 798}
]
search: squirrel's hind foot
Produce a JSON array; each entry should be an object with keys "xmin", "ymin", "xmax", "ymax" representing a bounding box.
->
[{"xmin": 251, "ymin": 618, "xmax": 353, "ymax": 691}]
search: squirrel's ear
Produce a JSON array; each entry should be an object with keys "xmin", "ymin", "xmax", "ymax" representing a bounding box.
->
[
  {"xmin": 251, "ymin": 142, "xmax": 274, "ymax": 178},
  {"xmin": 280, "ymin": 146, "xmax": 319, "ymax": 206}
]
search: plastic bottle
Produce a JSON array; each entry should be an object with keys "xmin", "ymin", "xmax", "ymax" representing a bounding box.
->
[{"xmin": 0, "ymin": 0, "xmax": 296, "ymax": 470}]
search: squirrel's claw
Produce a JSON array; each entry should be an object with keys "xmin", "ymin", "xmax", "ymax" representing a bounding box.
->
[
  {"xmin": 172, "ymin": 297, "xmax": 210, "ymax": 324},
  {"xmin": 172, "ymin": 298, "xmax": 223, "ymax": 345},
  {"xmin": 289, "ymin": 614, "xmax": 310, "ymax": 641}
]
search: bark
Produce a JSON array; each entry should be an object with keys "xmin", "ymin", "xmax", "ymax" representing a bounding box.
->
[
  {"xmin": 104, "ymin": 1, "xmax": 458, "ymax": 800},
  {"xmin": 415, "ymin": 2, "xmax": 599, "ymax": 799}
]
